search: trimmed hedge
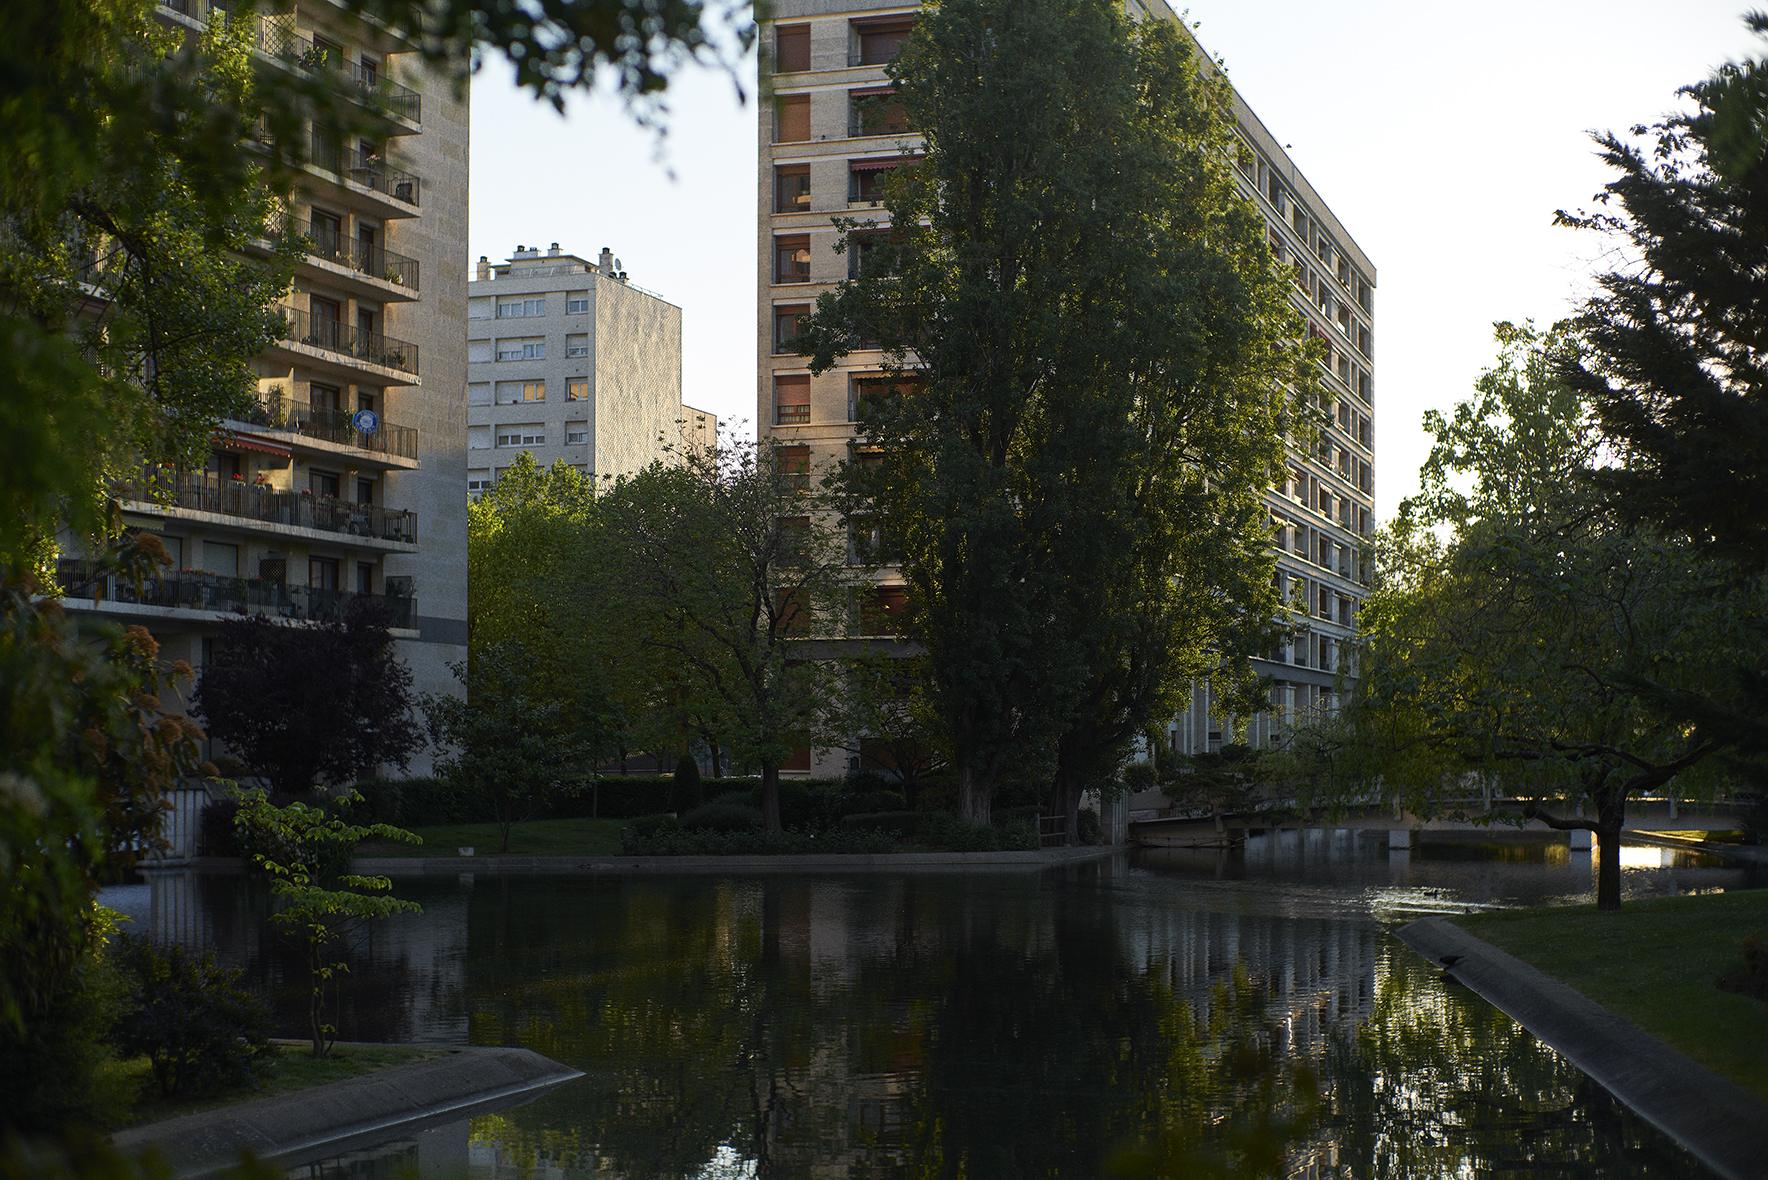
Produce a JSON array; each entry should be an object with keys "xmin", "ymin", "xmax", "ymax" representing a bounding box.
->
[{"xmin": 620, "ymin": 818, "xmax": 898, "ymax": 856}]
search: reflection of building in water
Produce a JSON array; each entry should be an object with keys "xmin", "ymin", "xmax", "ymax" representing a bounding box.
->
[
  {"xmin": 146, "ymin": 868, "xmax": 472, "ymax": 1044},
  {"xmin": 289, "ymin": 1124, "xmax": 467, "ymax": 1180}
]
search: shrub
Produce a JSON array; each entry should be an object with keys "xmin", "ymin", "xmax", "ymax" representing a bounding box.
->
[
  {"xmin": 840, "ymin": 811, "xmax": 921, "ymax": 839},
  {"xmin": 671, "ymin": 756, "xmax": 703, "ymax": 813},
  {"xmin": 620, "ymin": 825, "xmax": 898, "ymax": 856},
  {"xmin": 681, "ymin": 802, "xmax": 763, "ymax": 832},
  {"xmin": 1077, "ymin": 807, "xmax": 1100, "ymax": 846},
  {"xmin": 625, "ymin": 812, "xmax": 681, "ymax": 841},
  {"xmin": 108, "ymin": 932, "xmax": 275, "ymax": 1098},
  {"xmin": 199, "ymin": 798, "xmax": 242, "ymax": 858},
  {"xmin": 1718, "ymin": 931, "xmax": 1768, "ymax": 1000}
]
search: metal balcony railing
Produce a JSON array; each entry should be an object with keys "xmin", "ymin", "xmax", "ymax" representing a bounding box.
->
[
  {"xmin": 119, "ymin": 470, "xmax": 419, "ymax": 543},
  {"xmin": 279, "ymin": 305, "xmax": 419, "ymax": 376},
  {"xmin": 307, "ymin": 226, "xmax": 420, "ymax": 291},
  {"xmin": 57, "ymin": 560, "xmax": 416, "ymax": 629},
  {"xmin": 253, "ymin": 19, "xmax": 422, "ymax": 123},
  {"xmin": 237, "ymin": 395, "xmax": 419, "ymax": 460},
  {"xmin": 310, "ymin": 134, "xmax": 420, "ymax": 206}
]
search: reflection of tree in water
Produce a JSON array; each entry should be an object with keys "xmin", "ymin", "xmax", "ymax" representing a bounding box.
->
[{"xmin": 457, "ymin": 877, "xmax": 1704, "ymax": 1180}]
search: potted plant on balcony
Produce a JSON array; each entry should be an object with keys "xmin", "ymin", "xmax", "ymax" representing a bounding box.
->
[
  {"xmin": 382, "ymin": 350, "xmax": 406, "ymax": 369},
  {"xmin": 382, "ymin": 268, "xmax": 404, "ymax": 286}
]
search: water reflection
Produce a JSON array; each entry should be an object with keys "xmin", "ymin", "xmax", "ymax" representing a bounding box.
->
[{"xmin": 136, "ymin": 834, "xmax": 1741, "ymax": 1178}]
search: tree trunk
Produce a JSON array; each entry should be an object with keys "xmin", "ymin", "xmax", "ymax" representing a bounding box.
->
[
  {"xmin": 1595, "ymin": 824, "xmax": 1623, "ymax": 912},
  {"xmin": 1049, "ymin": 771, "xmax": 1083, "ymax": 847},
  {"xmin": 761, "ymin": 762, "xmax": 782, "ymax": 832},
  {"xmin": 957, "ymin": 763, "xmax": 991, "ymax": 826},
  {"xmin": 708, "ymin": 737, "xmax": 722, "ymax": 780}
]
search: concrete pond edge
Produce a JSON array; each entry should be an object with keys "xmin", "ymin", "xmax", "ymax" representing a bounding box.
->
[
  {"xmin": 351, "ymin": 843, "xmax": 1123, "ymax": 876},
  {"xmin": 1394, "ymin": 916, "xmax": 1768, "ymax": 1180},
  {"xmin": 110, "ymin": 1044, "xmax": 583, "ymax": 1180}
]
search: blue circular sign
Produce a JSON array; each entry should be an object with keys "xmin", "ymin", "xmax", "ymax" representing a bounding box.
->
[{"xmin": 352, "ymin": 409, "xmax": 380, "ymax": 434}]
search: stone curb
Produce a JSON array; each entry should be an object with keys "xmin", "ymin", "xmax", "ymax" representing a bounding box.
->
[
  {"xmin": 353, "ymin": 844, "xmax": 1123, "ymax": 876},
  {"xmin": 1394, "ymin": 916, "xmax": 1768, "ymax": 1180},
  {"xmin": 110, "ymin": 1045, "xmax": 582, "ymax": 1180}
]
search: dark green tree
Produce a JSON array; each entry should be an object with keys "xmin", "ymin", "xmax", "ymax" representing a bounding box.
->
[
  {"xmin": 798, "ymin": 0, "xmax": 1307, "ymax": 826},
  {"xmin": 592, "ymin": 444, "xmax": 848, "ymax": 831},
  {"xmin": 1347, "ymin": 323, "xmax": 1764, "ymax": 910}
]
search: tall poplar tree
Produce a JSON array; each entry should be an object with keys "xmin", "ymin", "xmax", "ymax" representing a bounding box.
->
[{"xmin": 798, "ymin": 0, "xmax": 1309, "ymax": 826}]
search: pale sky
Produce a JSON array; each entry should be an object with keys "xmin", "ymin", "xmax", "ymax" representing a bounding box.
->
[{"xmin": 468, "ymin": 2, "xmax": 1765, "ymax": 519}]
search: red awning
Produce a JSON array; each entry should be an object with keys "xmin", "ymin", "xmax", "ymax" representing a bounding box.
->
[{"xmin": 215, "ymin": 431, "xmax": 292, "ymax": 457}]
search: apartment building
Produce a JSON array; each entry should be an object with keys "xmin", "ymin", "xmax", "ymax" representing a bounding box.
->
[
  {"xmin": 757, "ymin": 0, "xmax": 1376, "ymax": 773},
  {"xmin": 58, "ymin": 0, "xmax": 471, "ymax": 764},
  {"xmin": 467, "ymin": 245, "xmax": 714, "ymax": 496}
]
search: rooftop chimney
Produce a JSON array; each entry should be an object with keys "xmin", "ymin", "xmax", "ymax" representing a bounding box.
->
[
  {"xmin": 476, "ymin": 255, "xmax": 490, "ymax": 281},
  {"xmin": 548, "ymin": 242, "xmax": 560, "ymax": 256},
  {"xmin": 598, "ymin": 247, "xmax": 614, "ymax": 275}
]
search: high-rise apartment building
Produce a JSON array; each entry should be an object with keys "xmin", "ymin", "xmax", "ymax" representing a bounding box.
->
[
  {"xmin": 757, "ymin": 0, "xmax": 1375, "ymax": 773},
  {"xmin": 57, "ymin": 0, "xmax": 471, "ymax": 768},
  {"xmin": 467, "ymin": 245, "xmax": 714, "ymax": 496}
]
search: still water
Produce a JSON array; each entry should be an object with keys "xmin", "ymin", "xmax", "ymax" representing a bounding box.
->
[{"xmin": 135, "ymin": 832, "xmax": 1759, "ymax": 1178}]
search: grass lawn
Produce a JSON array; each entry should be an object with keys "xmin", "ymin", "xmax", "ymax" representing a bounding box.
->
[
  {"xmin": 1455, "ymin": 889, "xmax": 1768, "ymax": 1100},
  {"xmin": 355, "ymin": 816, "xmax": 627, "ymax": 858},
  {"xmin": 111, "ymin": 1042, "xmax": 446, "ymax": 1128}
]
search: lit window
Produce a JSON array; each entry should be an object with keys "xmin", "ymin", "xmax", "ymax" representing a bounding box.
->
[
  {"xmin": 776, "ymin": 165, "xmax": 811, "ymax": 213},
  {"xmin": 567, "ymin": 379, "xmax": 588, "ymax": 401},
  {"xmin": 775, "ymin": 235, "xmax": 811, "ymax": 283},
  {"xmin": 522, "ymin": 381, "xmax": 545, "ymax": 402}
]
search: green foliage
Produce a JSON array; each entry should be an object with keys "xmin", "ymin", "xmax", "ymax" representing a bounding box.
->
[
  {"xmin": 671, "ymin": 755, "xmax": 703, "ymax": 813},
  {"xmin": 231, "ymin": 788, "xmax": 421, "ymax": 1057},
  {"xmin": 838, "ymin": 810, "xmax": 920, "ymax": 839},
  {"xmin": 619, "ymin": 824, "xmax": 899, "ymax": 856},
  {"xmin": 427, "ymin": 641, "xmax": 609, "ymax": 853},
  {"xmin": 1344, "ymin": 322, "xmax": 1767, "ymax": 908},
  {"xmin": 107, "ymin": 932, "xmax": 274, "ymax": 1099},
  {"xmin": 798, "ymin": 0, "xmax": 1305, "ymax": 826},
  {"xmin": 680, "ymin": 802, "xmax": 762, "ymax": 832}
]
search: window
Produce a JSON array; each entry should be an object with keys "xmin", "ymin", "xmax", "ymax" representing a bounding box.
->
[
  {"xmin": 496, "ymin": 426, "xmax": 546, "ymax": 447},
  {"xmin": 566, "ymin": 293, "xmax": 589, "ymax": 314},
  {"xmin": 775, "ymin": 23, "xmax": 810, "ymax": 72},
  {"xmin": 496, "ymin": 338, "xmax": 545, "ymax": 360},
  {"xmin": 468, "ymin": 425, "xmax": 491, "ymax": 449},
  {"xmin": 468, "ymin": 297, "xmax": 492, "ymax": 320},
  {"xmin": 468, "ymin": 382, "xmax": 491, "ymax": 406},
  {"xmin": 776, "ymin": 444, "xmax": 811, "ymax": 491},
  {"xmin": 521, "ymin": 380, "xmax": 544, "ymax": 402},
  {"xmin": 1337, "ymin": 303, "xmax": 1353, "ymax": 335},
  {"xmin": 565, "ymin": 423, "xmax": 588, "ymax": 445},
  {"xmin": 1336, "ymin": 354, "xmax": 1351, "ymax": 384},
  {"xmin": 203, "ymin": 541, "xmax": 239, "ymax": 578},
  {"xmin": 309, "ymin": 557, "xmax": 339, "ymax": 591},
  {"xmin": 857, "ymin": 584, "xmax": 907, "ymax": 632},
  {"xmin": 310, "ymin": 383, "xmax": 341, "ymax": 412},
  {"xmin": 852, "ymin": 371, "xmax": 922, "ymax": 420},
  {"xmin": 776, "ymin": 164, "xmax": 811, "ymax": 213},
  {"xmin": 497, "ymin": 297, "xmax": 547, "ymax": 318},
  {"xmin": 1356, "ymin": 367, "xmax": 1372, "ymax": 403},
  {"xmin": 567, "ymin": 378, "xmax": 588, "ymax": 401},
  {"xmin": 357, "ymin": 561, "xmax": 374, "ymax": 595},
  {"xmin": 853, "ymin": 16, "xmax": 913, "ymax": 66},
  {"xmin": 1268, "ymin": 178, "xmax": 1286, "ymax": 214},
  {"xmin": 310, "ymin": 470, "xmax": 340, "ymax": 498},
  {"xmin": 849, "ymin": 159, "xmax": 902, "ymax": 204},
  {"xmin": 1356, "ymin": 275, "xmax": 1372, "ymax": 312},
  {"xmin": 1292, "ymin": 207, "xmax": 1307, "ymax": 236},
  {"xmin": 775, "ymin": 94, "xmax": 810, "ymax": 143},
  {"xmin": 775, "ymin": 234, "xmax": 811, "ymax": 283},
  {"xmin": 850, "ymin": 518, "xmax": 901, "ymax": 565},
  {"xmin": 468, "ymin": 339, "xmax": 492, "ymax": 363},
  {"xmin": 566, "ymin": 334, "xmax": 589, "ymax": 357},
  {"xmin": 1355, "ymin": 323, "xmax": 1372, "ymax": 358},
  {"xmin": 776, "ymin": 375, "xmax": 811, "ymax": 425},
  {"xmin": 849, "ymin": 89, "xmax": 908, "ymax": 137},
  {"xmin": 774, "ymin": 304, "xmax": 809, "ymax": 353},
  {"xmin": 468, "ymin": 470, "xmax": 492, "ymax": 494}
]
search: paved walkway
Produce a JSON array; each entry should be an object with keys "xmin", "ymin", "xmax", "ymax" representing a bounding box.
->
[
  {"xmin": 353, "ymin": 844, "xmax": 1124, "ymax": 876},
  {"xmin": 1395, "ymin": 916, "xmax": 1768, "ymax": 1180},
  {"xmin": 111, "ymin": 1045, "xmax": 581, "ymax": 1180}
]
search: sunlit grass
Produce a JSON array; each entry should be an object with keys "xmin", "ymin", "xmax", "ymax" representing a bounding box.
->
[
  {"xmin": 1455, "ymin": 889, "xmax": 1768, "ymax": 1100},
  {"xmin": 356, "ymin": 817, "xmax": 627, "ymax": 858},
  {"xmin": 109, "ymin": 1042, "xmax": 447, "ymax": 1128}
]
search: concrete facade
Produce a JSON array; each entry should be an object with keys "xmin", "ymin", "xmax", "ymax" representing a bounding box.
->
[
  {"xmin": 467, "ymin": 246, "xmax": 712, "ymax": 495},
  {"xmin": 757, "ymin": 0, "xmax": 1376, "ymax": 775},
  {"xmin": 59, "ymin": 0, "xmax": 470, "ymax": 772}
]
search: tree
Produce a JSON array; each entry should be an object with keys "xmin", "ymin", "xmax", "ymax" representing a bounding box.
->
[
  {"xmin": 592, "ymin": 443, "xmax": 848, "ymax": 831},
  {"xmin": 427, "ymin": 642, "xmax": 609, "ymax": 853},
  {"xmin": 797, "ymin": 0, "xmax": 1308, "ymax": 826},
  {"xmin": 1347, "ymin": 323, "xmax": 1765, "ymax": 910},
  {"xmin": 194, "ymin": 599, "xmax": 424, "ymax": 796},
  {"xmin": 232, "ymin": 787, "xmax": 422, "ymax": 1058}
]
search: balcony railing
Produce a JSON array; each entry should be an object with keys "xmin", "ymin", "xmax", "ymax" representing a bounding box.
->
[
  {"xmin": 120, "ymin": 470, "xmax": 418, "ymax": 543},
  {"xmin": 278, "ymin": 305, "xmax": 419, "ymax": 376},
  {"xmin": 307, "ymin": 226, "xmax": 420, "ymax": 291},
  {"xmin": 236, "ymin": 395, "xmax": 419, "ymax": 460},
  {"xmin": 57, "ymin": 560, "xmax": 416, "ymax": 629},
  {"xmin": 310, "ymin": 134, "xmax": 420, "ymax": 206},
  {"xmin": 253, "ymin": 19, "xmax": 422, "ymax": 123}
]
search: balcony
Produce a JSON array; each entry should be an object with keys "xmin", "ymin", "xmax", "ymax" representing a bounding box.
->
[
  {"xmin": 276, "ymin": 305, "xmax": 419, "ymax": 378},
  {"xmin": 311, "ymin": 135, "xmax": 420, "ymax": 207},
  {"xmin": 57, "ymin": 561, "xmax": 416, "ymax": 629},
  {"xmin": 254, "ymin": 21, "xmax": 421, "ymax": 126},
  {"xmin": 123, "ymin": 470, "xmax": 418, "ymax": 544},
  {"xmin": 307, "ymin": 226, "xmax": 420, "ymax": 293},
  {"xmin": 237, "ymin": 396, "xmax": 419, "ymax": 461}
]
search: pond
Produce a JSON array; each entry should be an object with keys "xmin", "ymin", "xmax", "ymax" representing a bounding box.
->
[{"xmin": 124, "ymin": 832, "xmax": 1760, "ymax": 1178}]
